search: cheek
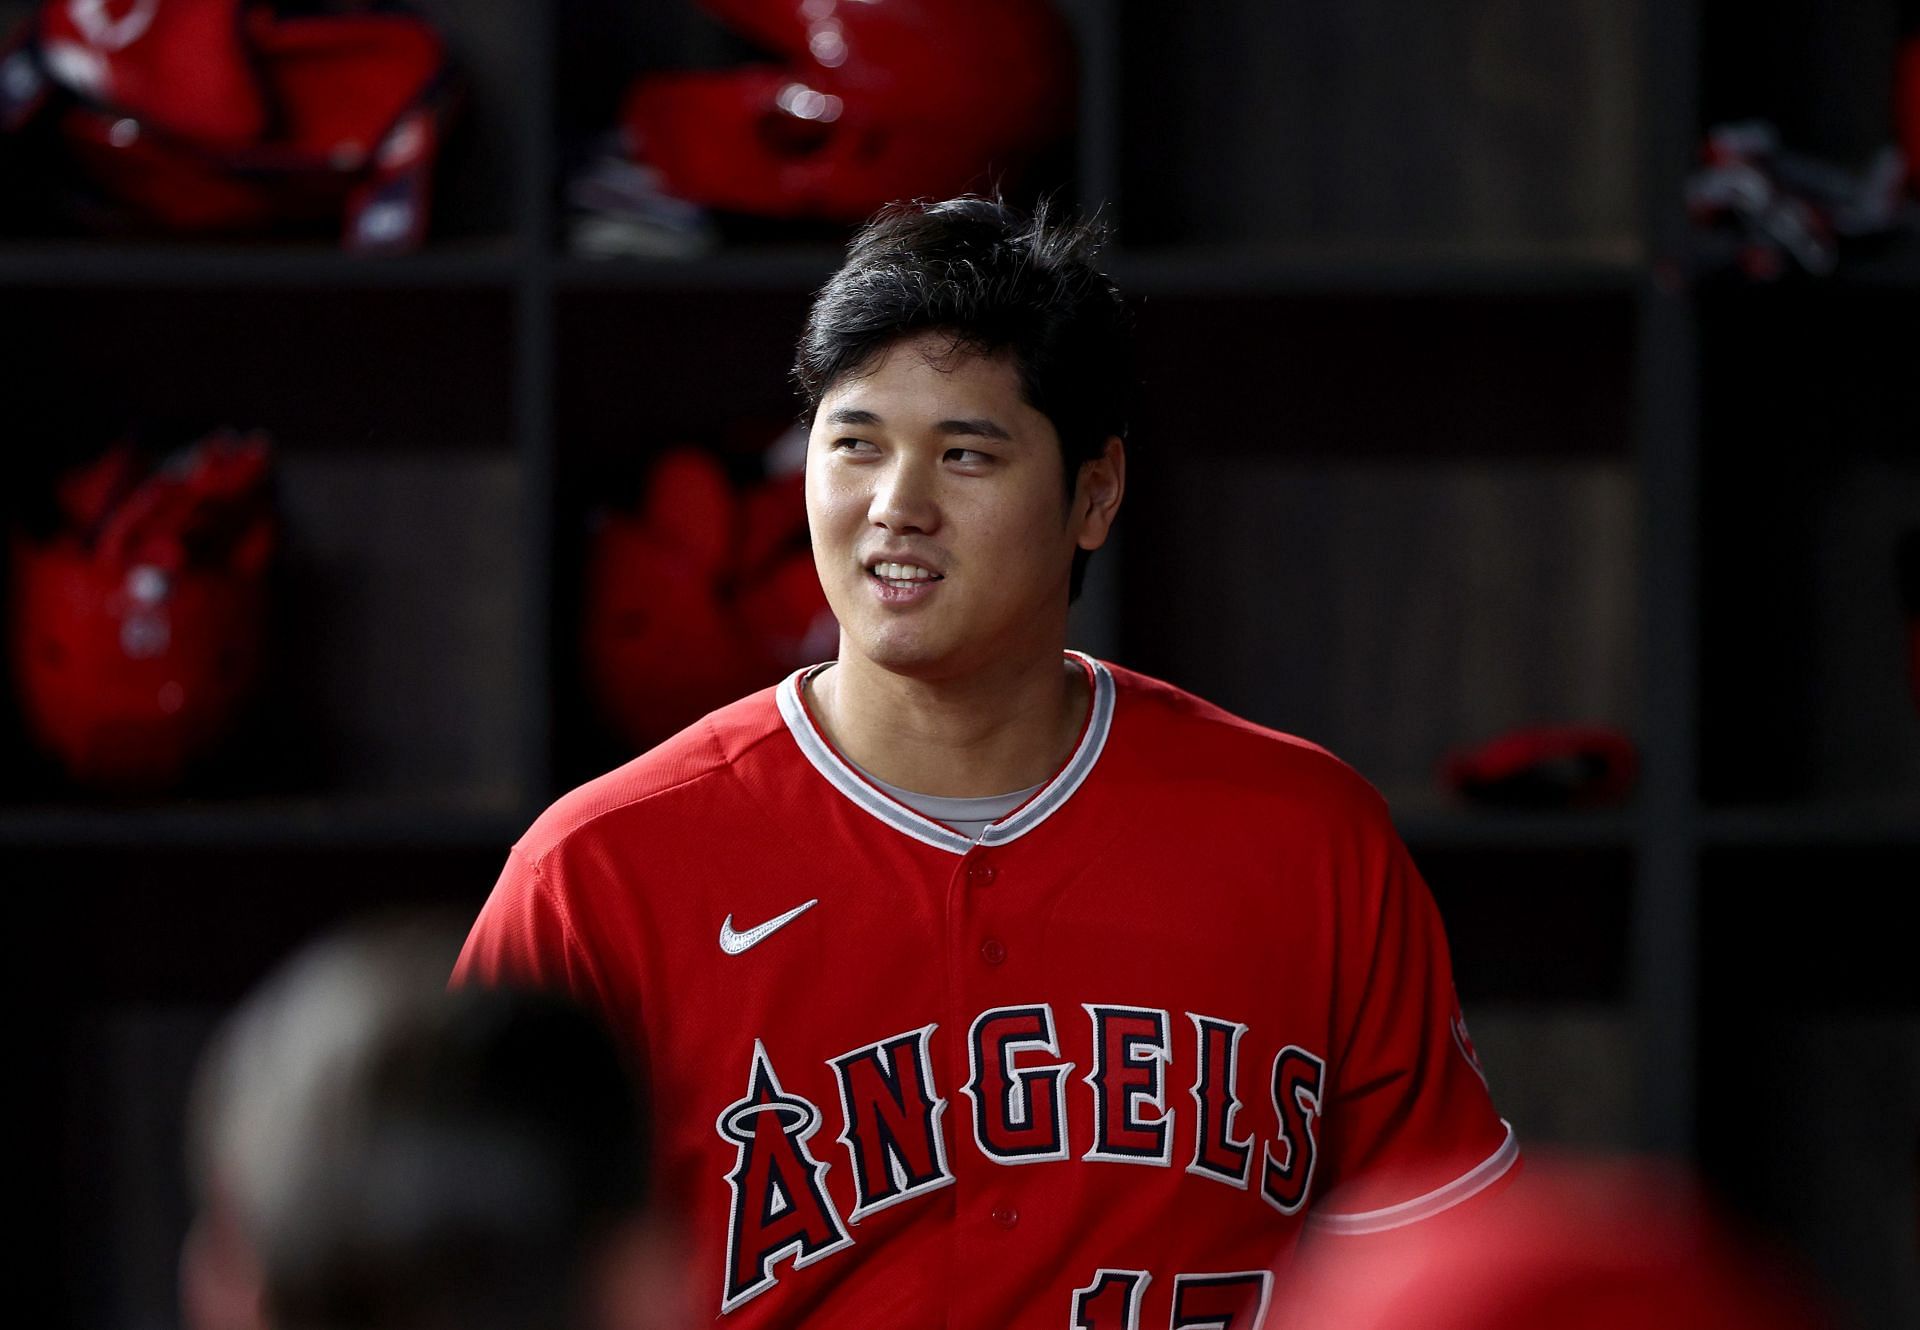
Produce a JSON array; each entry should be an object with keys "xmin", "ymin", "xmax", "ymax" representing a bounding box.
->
[
  {"xmin": 804, "ymin": 471, "xmax": 855, "ymax": 539},
  {"xmin": 962, "ymin": 504, "xmax": 1076, "ymax": 600},
  {"xmin": 992, "ymin": 491, "xmax": 1078, "ymax": 555}
]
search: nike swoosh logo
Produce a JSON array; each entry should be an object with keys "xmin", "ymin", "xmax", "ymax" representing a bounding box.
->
[{"xmin": 719, "ymin": 899, "xmax": 819, "ymax": 955}]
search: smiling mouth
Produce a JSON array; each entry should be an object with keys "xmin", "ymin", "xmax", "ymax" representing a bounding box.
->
[{"xmin": 867, "ymin": 561, "xmax": 944, "ymax": 589}]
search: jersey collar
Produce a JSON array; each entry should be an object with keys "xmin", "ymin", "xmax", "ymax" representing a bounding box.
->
[{"xmin": 775, "ymin": 651, "xmax": 1116, "ymax": 856}]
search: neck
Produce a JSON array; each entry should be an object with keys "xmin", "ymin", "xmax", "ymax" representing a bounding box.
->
[{"xmin": 808, "ymin": 648, "xmax": 1089, "ymax": 798}]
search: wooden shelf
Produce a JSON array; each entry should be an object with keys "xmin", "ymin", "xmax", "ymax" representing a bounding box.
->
[
  {"xmin": 545, "ymin": 240, "xmax": 1646, "ymax": 297},
  {"xmin": 1107, "ymin": 240, "xmax": 1644, "ymax": 296},
  {"xmin": 1701, "ymin": 796, "xmax": 1920, "ymax": 848},
  {"xmin": 0, "ymin": 238, "xmax": 525, "ymax": 289},
  {"xmin": 1393, "ymin": 804, "xmax": 1638, "ymax": 850},
  {"xmin": 0, "ymin": 797, "xmax": 528, "ymax": 850},
  {"xmin": 551, "ymin": 249, "xmax": 843, "ymax": 291},
  {"xmin": 1694, "ymin": 245, "xmax": 1920, "ymax": 292}
]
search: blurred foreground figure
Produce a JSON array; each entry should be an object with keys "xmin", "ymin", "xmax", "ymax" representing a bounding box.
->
[
  {"xmin": 182, "ymin": 920, "xmax": 682, "ymax": 1330},
  {"xmin": 1276, "ymin": 1154, "xmax": 1830, "ymax": 1330}
]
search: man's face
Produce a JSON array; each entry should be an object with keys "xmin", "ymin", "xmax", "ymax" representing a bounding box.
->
[{"xmin": 805, "ymin": 331, "xmax": 1119, "ymax": 682}]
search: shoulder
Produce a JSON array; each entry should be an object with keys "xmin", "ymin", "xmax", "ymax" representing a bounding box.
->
[
  {"xmin": 1098, "ymin": 658, "xmax": 1395, "ymax": 835},
  {"xmin": 513, "ymin": 682, "xmax": 793, "ymax": 868}
]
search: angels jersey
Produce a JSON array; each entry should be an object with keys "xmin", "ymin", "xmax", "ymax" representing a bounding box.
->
[{"xmin": 454, "ymin": 653, "xmax": 1517, "ymax": 1328}]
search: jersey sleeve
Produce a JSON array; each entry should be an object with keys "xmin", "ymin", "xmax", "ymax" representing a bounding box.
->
[
  {"xmin": 1309, "ymin": 821, "xmax": 1518, "ymax": 1234},
  {"xmin": 451, "ymin": 845, "xmax": 618, "ymax": 1025}
]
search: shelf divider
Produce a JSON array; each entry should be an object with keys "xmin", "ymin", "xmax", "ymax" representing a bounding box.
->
[
  {"xmin": 514, "ymin": 0, "xmax": 558, "ymax": 808},
  {"xmin": 1631, "ymin": 0, "xmax": 1703, "ymax": 1161}
]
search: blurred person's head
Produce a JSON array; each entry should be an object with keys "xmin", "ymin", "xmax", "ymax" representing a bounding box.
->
[
  {"xmin": 1276, "ymin": 1153, "xmax": 1830, "ymax": 1329},
  {"xmin": 182, "ymin": 918, "xmax": 673, "ymax": 1330}
]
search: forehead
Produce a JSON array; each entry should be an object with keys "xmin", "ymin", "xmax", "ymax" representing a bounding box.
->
[{"xmin": 815, "ymin": 332, "xmax": 1030, "ymax": 421}]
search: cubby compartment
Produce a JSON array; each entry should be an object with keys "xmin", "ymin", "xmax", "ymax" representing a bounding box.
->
[
  {"xmin": 1699, "ymin": 286, "xmax": 1920, "ymax": 814},
  {"xmin": 550, "ymin": 0, "xmax": 1094, "ymax": 259},
  {"xmin": 1119, "ymin": 293, "xmax": 1640, "ymax": 802},
  {"xmin": 1115, "ymin": 0, "xmax": 1643, "ymax": 261},
  {"xmin": 1414, "ymin": 845, "xmax": 1638, "ymax": 1152},
  {"xmin": 11, "ymin": 844, "xmax": 500, "ymax": 1330},
  {"xmin": 548, "ymin": 285, "xmax": 820, "ymax": 786},
  {"xmin": 0, "ymin": 288, "xmax": 529, "ymax": 822},
  {"xmin": 1697, "ymin": 847, "xmax": 1920, "ymax": 1330}
]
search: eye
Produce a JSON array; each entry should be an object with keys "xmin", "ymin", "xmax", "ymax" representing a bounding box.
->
[
  {"xmin": 830, "ymin": 437, "xmax": 877, "ymax": 455},
  {"xmin": 945, "ymin": 447, "xmax": 994, "ymax": 465}
]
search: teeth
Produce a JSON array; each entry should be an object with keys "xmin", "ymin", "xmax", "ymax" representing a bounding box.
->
[{"xmin": 871, "ymin": 562, "xmax": 937, "ymax": 582}]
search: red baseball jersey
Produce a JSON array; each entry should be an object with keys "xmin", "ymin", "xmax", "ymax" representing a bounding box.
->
[{"xmin": 454, "ymin": 653, "xmax": 1516, "ymax": 1328}]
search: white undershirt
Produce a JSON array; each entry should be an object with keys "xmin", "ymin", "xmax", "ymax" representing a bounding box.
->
[{"xmin": 852, "ymin": 764, "xmax": 1045, "ymax": 842}]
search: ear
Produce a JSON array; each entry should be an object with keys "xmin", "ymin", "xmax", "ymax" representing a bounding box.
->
[{"xmin": 1072, "ymin": 436, "xmax": 1126, "ymax": 552}]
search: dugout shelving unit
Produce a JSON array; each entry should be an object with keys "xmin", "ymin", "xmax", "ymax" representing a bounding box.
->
[{"xmin": 2, "ymin": 2, "xmax": 1915, "ymax": 1327}]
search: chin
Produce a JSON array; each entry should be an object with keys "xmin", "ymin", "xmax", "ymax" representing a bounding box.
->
[
  {"xmin": 848, "ymin": 637, "xmax": 946, "ymax": 675},
  {"xmin": 839, "ymin": 623, "xmax": 966, "ymax": 678}
]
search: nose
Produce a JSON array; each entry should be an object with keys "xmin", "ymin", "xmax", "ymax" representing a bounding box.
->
[{"xmin": 867, "ymin": 452, "xmax": 940, "ymax": 535}]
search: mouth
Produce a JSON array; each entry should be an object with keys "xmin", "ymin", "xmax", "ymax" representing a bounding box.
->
[{"xmin": 866, "ymin": 560, "xmax": 945, "ymax": 589}]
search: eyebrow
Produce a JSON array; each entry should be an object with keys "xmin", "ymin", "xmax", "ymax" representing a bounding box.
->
[{"xmin": 824, "ymin": 407, "xmax": 1015, "ymax": 442}]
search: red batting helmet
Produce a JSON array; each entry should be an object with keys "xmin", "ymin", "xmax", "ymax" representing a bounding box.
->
[
  {"xmin": 1, "ymin": 1, "xmax": 455, "ymax": 249},
  {"xmin": 621, "ymin": 0, "xmax": 1076, "ymax": 221},
  {"xmin": 582, "ymin": 445, "xmax": 834, "ymax": 749},
  {"xmin": 10, "ymin": 431, "xmax": 275, "ymax": 792}
]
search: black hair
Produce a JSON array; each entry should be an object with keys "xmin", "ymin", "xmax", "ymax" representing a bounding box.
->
[
  {"xmin": 190, "ymin": 920, "xmax": 650, "ymax": 1330},
  {"xmin": 266, "ymin": 988, "xmax": 649, "ymax": 1330},
  {"xmin": 793, "ymin": 195, "xmax": 1133, "ymax": 602}
]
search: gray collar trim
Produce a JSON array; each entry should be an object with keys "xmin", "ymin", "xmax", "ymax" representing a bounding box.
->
[{"xmin": 775, "ymin": 652, "xmax": 1115, "ymax": 856}]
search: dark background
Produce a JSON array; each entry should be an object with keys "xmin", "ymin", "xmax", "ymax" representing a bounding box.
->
[{"xmin": 2, "ymin": 1, "xmax": 1915, "ymax": 1326}]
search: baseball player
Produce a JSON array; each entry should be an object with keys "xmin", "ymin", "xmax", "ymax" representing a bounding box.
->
[{"xmin": 455, "ymin": 196, "xmax": 1517, "ymax": 1328}]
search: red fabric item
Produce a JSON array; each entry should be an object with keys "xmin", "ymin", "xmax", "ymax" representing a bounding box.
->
[
  {"xmin": 455, "ymin": 658, "xmax": 1517, "ymax": 1325},
  {"xmin": 1441, "ymin": 725, "xmax": 1638, "ymax": 808},
  {"xmin": 1277, "ymin": 1155, "xmax": 1828, "ymax": 1329}
]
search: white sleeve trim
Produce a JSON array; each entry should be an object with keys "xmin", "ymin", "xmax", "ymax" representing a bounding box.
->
[{"xmin": 1305, "ymin": 1120, "xmax": 1519, "ymax": 1236}]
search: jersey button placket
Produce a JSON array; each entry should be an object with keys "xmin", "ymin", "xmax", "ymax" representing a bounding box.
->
[{"xmin": 967, "ymin": 855, "xmax": 1003, "ymax": 968}]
